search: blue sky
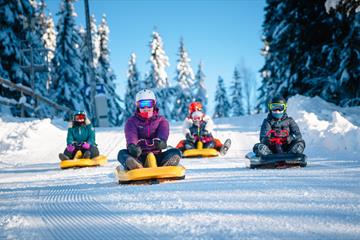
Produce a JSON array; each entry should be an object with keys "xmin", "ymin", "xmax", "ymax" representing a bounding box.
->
[{"xmin": 46, "ymin": 0, "xmax": 266, "ymax": 114}]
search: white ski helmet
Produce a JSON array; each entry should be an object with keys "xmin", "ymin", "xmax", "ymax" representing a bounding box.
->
[{"xmin": 135, "ymin": 89, "xmax": 156, "ymax": 103}]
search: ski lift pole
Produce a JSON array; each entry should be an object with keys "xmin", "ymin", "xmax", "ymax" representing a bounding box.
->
[{"xmin": 84, "ymin": 0, "xmax": 98, "ymax": 127}]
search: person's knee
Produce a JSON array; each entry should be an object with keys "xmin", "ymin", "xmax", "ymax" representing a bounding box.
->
[
  {"xmin": 90, "ymin": 146, "xmax": 99, "ymax": 157},
  {"xmin": 185, "ymin": 141, "xmax": 195, "ymax": 149},
  {"xmin": 160, "ymin": 148, "xmax": 181, "ymax": 166},
  {"xmin": 166, "ymin": 148, "xmax": 182, "ymax": 157},
  {"xmin": 204, "ymin": 141, "xmax": 215, "ymax": 149},
  {"xmin": 117, "ymin": 149, "xmax": 129, "ymax": 163}
]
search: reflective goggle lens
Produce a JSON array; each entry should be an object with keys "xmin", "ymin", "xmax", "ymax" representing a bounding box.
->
[
  {"xmin": 138, "ymin": 99, "xmax": 155, "ymax": 109},
  {"xmin": 269, "ymin": 103, "xmax": 285, "ymax": 111}
]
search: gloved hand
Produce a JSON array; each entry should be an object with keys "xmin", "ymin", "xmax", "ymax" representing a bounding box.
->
[
  {"xmin": 66, "ymin": 144, "xmax": 75, "ymax": 153},
  {"xmin": 186, "ymin": 133, "xmax": 195, "ymax": 143},
  {"xmin": 82, "ymin": 142, "xmax": 90, "ymax": 150},
  {"xmin": 127, "ymin": 144, "xmax": 142, "ymax": 158},
  {"xmin": 154, "ymin": 139, "xmax": 167, "ymax": 150}
]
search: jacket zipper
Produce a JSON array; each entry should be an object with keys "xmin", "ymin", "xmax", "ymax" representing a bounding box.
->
[{"xmin": 147, "ymin": 119, "xmax": 150, "ymax": 138}]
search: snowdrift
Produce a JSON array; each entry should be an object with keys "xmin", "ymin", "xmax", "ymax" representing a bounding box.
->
[
  {"xmin": 287, "ymin": 95, "xmax": 360, "ymax": 158},
  {"xmin": 0, "ymin": 116, "xmax": 67, "ymax": 166}
]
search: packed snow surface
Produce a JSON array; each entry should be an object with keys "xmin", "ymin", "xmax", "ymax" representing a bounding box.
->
[{"xmin": 0, "ymin": 95, "xmax": 359, "ymax": 239}]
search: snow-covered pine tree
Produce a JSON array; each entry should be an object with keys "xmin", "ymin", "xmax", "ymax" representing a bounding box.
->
[
  {"xmin": 146, "ymin": 31, "xmax": 172, "ymax": 119},
  {"xmin": 213, "ymin": 76, "xmax": 231, "ymax": 118},
  {"xmin": 193, "ymin": 61, "xmax": 208, "ymax": 113},
  {"xmin": 90, "ymin": 14, "xmax": 100, "ymax": 67},
  {"xmin": 147, "ymin": 31, "xmax": 170, "ymax": 88},
  {"xmin": 124, "ymin": 53, "xmax": 141, "ymax": 121},
  {"xmin": 310, "ymin": 0, "xmax": 360, "ymax": 106},
  {"xmin": 36, "ymin": 0, "xmax": 55, "ymax": 60},
  {"xmin": 97, "ymin": 14, "xmax": 123, "ymax": 126},
  {"xmin": 230, "ymin": 66, "xmax": 245, "ymax": 116},
  {"xmin": 0, "ymin": 0, "xmax": 49, "ymax": 116},
  {"xmin": 259, "ymin": 0, "xmax": 360, "ymax": 107},
  {"xmin": 35, "ymin": 0, "xmax": 56, "ymax": 91},
  {"xmin": 52, "ymin": 0, "xmax": 84, "ymax": 111},
  {"xmin": 172, "ymin": 38, "xmax": 195, "ymax": 121},
  {"xmin": 325, "ymin": 0, "xmax": 360, "ymax": 15},
  {"xmin": 42, "ymin": 14, "xmax": 56, "ymax": 66},
  {"xmin": 258, "ymin": 0, "xmax": 305, "ymax": 104}
]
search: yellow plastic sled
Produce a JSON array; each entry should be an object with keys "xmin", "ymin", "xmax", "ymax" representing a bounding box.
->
[
  {"xmin": 116, "ymin": 152, "xmax": 186, "ymax": 184},
  {"xmin": 60, "ymin": 150, "xmax": 108, "ymax": 169},
  {"xmin": 182, "ymin": 141, "xmax": 219, "ymax": 158}
]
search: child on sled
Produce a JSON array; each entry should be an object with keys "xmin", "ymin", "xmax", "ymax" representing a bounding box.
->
[{"xmin": 177, "ymin": 102, "xmax": 231, "ymax": 155}]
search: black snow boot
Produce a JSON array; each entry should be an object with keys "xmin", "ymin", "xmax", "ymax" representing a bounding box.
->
[
  {"xmin": 219, "ymin": 139, "xmax": 231, "ymax": 156},
  {"xmin": 288, "ymin": 141, "xmax": 305, "ymax": 154},
  {"xmin": 126, "ymin": 157, "xmax": 143, "ymax": 170},
  {"xmin": 162, "ymin": 155, "xmax": 181, "ymax": 166},
  {"xmin": 255, "ymin": 143, "xmax": 272, "ymax": 157},
  {"xmin": 59, "ymin": 153, "xmax": 70, "ymax": 161},
  {"xmin": 83, "ymin": 151, "xmax": 91, "ymax": 159}
]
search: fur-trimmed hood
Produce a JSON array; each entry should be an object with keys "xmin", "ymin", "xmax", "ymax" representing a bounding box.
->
[
  {"xmin": 182, "ymin": 114, "xmax": 214, "ymax": 135},
  {"xmin": 68, "ymin": 118, "xmax": 92, "ymax": 128}
]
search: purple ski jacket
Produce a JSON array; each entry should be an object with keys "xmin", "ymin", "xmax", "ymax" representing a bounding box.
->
[{"xmin": 124, "ymin": 109, "xmax": 169, "ymax": 154}]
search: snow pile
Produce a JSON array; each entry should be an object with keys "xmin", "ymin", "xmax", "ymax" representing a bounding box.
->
[
  {"xmin": 287, "ymin": 95, "xmax": 360, "ymax": 157},
  {"xmin": 0, "ymin": 116, "xmax": 66, "ymax": 165}
]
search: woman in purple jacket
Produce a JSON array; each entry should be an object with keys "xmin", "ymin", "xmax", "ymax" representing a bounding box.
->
[{"xmin": 117, "ymin": 89, "xmax": 182, "ymax": 170}]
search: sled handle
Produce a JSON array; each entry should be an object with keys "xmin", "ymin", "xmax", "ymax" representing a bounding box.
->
[{"xmin": 137, "ymin": 138, "xmax": 161, "ymax": 147}]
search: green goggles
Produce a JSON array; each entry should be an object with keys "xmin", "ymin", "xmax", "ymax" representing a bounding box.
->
[{"xmin": 269, "ymin": 102, "xmax": 287, "ymax": 112}]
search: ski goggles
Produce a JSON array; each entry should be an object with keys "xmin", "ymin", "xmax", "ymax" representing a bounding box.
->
[
  {"xmin": 137, "ymin": 99, "xmax": 155, "ymax": 109},
  {"xmin": 269, "ymin": 103, "xmax": 286, "ymax": 112},
  {"xmin": 74, "ymin": 114, "xmax": 86, "ymax": 122}
]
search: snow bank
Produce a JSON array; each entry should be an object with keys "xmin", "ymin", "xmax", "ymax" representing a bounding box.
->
[
  {"xmin": 0, "ymin": 116, "xmax": 66, "ymax": 165},
  {"xmin": 287, "ymin": 95, "xmax": 360, "ymax": 157}
]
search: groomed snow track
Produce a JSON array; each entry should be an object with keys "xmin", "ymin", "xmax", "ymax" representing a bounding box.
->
[{"xmin": 39, "ymin": 185, "xmax": 154, "ymax": 240}]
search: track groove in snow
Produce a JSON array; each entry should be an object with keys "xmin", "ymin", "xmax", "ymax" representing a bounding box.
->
[{"xmin": 39, "ymin": 185, "xmax": 154, "ymax": 240}]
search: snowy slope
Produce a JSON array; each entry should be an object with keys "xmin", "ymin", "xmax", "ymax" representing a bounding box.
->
[{"xmin": 0, "ymin": 95, "xmax": 359, "ymax": 240}]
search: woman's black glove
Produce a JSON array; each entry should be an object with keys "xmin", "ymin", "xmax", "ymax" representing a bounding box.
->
[
  {"xmin": 127, "ymin": 144, "xmax": 142, "ymax": 157},
  {"xmin": 154, "ymin": 139, "xmax": 167, "ymax": 150}
]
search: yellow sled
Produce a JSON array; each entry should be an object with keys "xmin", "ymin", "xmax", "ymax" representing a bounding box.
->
[
  {"xmin": 116, "ymin": 152, "xmax": 186, "ymax": 184},
  {"xmin": 182, "ymin": 141, "xmax": 219, "ymax": 158},
  {"xmin": 60, "ymin": 150, "xmax": 108, "ymax": 169}
]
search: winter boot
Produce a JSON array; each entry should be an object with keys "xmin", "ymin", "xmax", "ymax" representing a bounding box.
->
[
  {"xmin": 83, "ymin": 151, "xmax": 91, "ymax": 159},
  {"xmin": 162, "ymin": 154, "xmax": 181, "ymax": 166},
  {"xmin": 288, "ymin": 141, "xmax": 305, "ymax": 154},
  {"xmin": 219, "ymin": 139, "xmax": 231, "ymax": 156},
  {"xmin": 59, "ymin": 153, "xmax": 70, "ymax": 161},
  {"xmin": 256, "ymin": 143, "xmax": 272, "ymax": 157},
  {"xmin": 126, "ymin": 157, "xmax": 143, "ymax": 170}
]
